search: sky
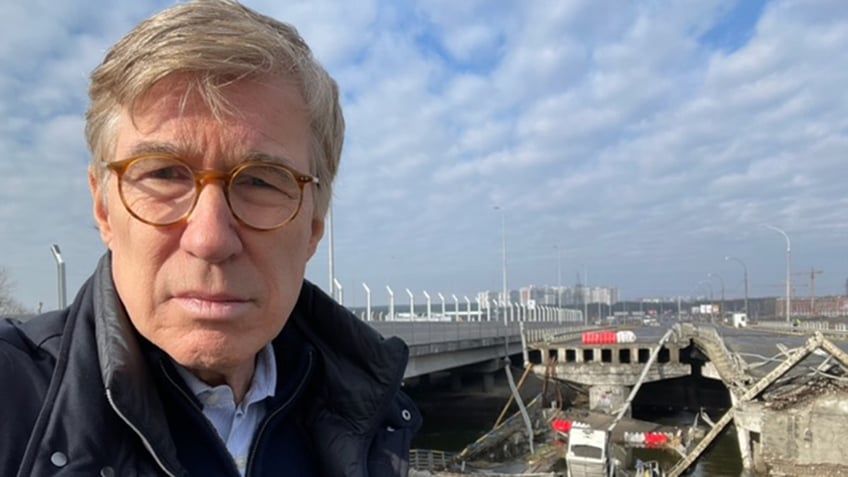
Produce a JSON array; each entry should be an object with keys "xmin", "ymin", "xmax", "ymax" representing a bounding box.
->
[{"xmin": 1, "ymin": 0, "xmax": 847, "ymax": 311}]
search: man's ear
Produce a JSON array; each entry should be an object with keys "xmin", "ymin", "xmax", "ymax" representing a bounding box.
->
[
  {"xmin": 89, "ymin": 167, "xmax": 113, "ymax": 247},
  {"xmin": 307, "ymin": 217, "xmax": 325, "ymax": 260}
]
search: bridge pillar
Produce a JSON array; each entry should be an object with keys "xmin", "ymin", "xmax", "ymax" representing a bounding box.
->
[
  {"xmin": 450, "ymin": 372, "xmax": 462, "ymax": 392},
  {"xmin": 589, "ymin": 384, "xmax": 630, "ymax": 415},
  {"xmin": 731, "ymin": 393, "xmax": 754, "ymax": 470},
  {"xmin": 482, "ymin": 372, "xmax": 495, "ymax": 392}
]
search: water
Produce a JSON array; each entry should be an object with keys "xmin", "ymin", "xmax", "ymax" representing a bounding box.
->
[
  {"xmin": 629, "ymin": 411, "xmax": 750, "ymax": 477},
  {"xmin": 408, "ymin": 375, "xmax": 749, "ymax": 476}
]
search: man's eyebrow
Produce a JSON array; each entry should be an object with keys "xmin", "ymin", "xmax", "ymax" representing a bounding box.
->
[
  {"xmin": 124, "ymin": 143, "xmax": 301, "ymax": 170},
  {"xmin": 244, "ymin": 152, "xmax": 298, "ymax": 168},
  {"xmin": 125, "ymin": 141, "xmax": 181, "ymax": 159}
]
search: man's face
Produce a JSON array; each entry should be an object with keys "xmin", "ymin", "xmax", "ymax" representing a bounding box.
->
[{"xmin": 90, "ymin": 76, "xmax": 324, "ymax": 382}]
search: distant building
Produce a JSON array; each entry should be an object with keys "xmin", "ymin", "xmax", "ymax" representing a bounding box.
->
[
  {"xmin": 778, "ymin": 296, "xmax": 848, "ymax": 318},
  {"xmin": 514, "ymin": 284, "xmax": 617, "ymax": 307}
]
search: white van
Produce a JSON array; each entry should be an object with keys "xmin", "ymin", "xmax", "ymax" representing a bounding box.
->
[
  {"xmin": 732, "ymin": 312, "xmax": 748, "ymax": 328},
  {"xmin": 566, "ymin": 426, "xmax": 614, "ymax": 477}
]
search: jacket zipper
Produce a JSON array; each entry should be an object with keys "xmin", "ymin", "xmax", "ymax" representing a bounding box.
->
[
  {"xmin": 159, "ymin": 362, "xmax": 244, "ymax": 476},
  {"xmin": 245, "ymin": 349, "xmax": 314, "ymax": 477},
  {"xmin": 105, "ymin": 389, "xmax": 178, "ymax": 477}
]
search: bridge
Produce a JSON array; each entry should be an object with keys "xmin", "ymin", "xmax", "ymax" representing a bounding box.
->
[
  {"xmin": 366, "ymin": 314, "xmax": 848, "ymax": 474},
  {"xmin": 529, "ymin": 320, "xmax": 848, "ymax": 476},
  {"xmin": 369, "ymin": 320, "xmax": 590, "ymax": 385}
]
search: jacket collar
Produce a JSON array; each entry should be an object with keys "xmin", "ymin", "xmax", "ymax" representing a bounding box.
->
[
  {"xmin": 91, "ymin": 253, "xmax": 413, "ymax": 474},
  {"xmin": 291, "ymin": 281, "xmax": 410, "ymax": 434},
  {"xmin": 92, "ymin": 254, "xmax": 185, "ymax": 475}
]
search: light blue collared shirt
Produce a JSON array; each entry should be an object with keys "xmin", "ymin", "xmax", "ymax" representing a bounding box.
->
[{"xmin": 175, "ymin": 344, "xmax": 277, "ymax": 476}]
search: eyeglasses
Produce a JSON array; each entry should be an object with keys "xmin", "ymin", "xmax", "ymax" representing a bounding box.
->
[{"xmin": 102, "ymin": 155, "xmax": 319, "ymax": 230}]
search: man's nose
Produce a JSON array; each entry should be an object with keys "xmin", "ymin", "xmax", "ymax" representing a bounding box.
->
[{"xmin": 180, "ymin": 183, "xmax": 243, "ymax": 262}]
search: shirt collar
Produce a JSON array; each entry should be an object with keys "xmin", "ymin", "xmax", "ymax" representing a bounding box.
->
[{"xmin": 174, "ymin": 343, "xmax": 277, "ymax": 407}]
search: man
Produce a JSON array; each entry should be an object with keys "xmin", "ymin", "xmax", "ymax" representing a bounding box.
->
[{"xmin": 0, "ymin": 1, "xmax": 420, "ymax": 476}]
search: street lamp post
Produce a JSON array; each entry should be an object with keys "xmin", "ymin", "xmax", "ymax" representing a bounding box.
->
[
  {"xmin": 494, "ymin": 206, "xmax": 508, "ymax": 325},
  {"xmin": 328, "ymin": 205, "xmax": 335, "ymax": 299},
  {"xmin": 49, "ymin": 244, "xmax": 67, "ymax": 309},
  {"xmin": 405, "ymin": 288, "xmax": 415, "ymax": 320},
  {"xmin": 386, "ymin": 286, "xmax": 395, "ymax": 321},
  {"xmin": 725, "ymin": 256, "xmax": 749, "ymax": 317},
  {"xmin": 423, "ymin": 291, "xmax": 432, "ymax": 320},
  {"xmin": 583, "ymin": 267, "xmax": 589, "ymax": 326},
  {"xmin": 438, "ymin": 292, "xmax": 446, "ymax": 320},
  {"xmin": 362, "ymin": 283, "xmax": 371, "ymax": 321},
  {"xmin": 452, "ymin": 294, "xmax": 459, "ymax": 321},
  {"xmin": 555, "ymin": 244, "xmax": 562, "ymax": 309},
  {"xmin": 708, "ymin": 272, "xmax": 725, "ymax": 321},
  {"xmin": 333, "ymin": 278, "xmax": 343, "ymax": 305},
  {"xmin": 698, "ymin": 279, "xmax": 714, "ymax": 322},
  {"xmin": 765, "ymin": 225, "xmax": 791, "ymax": 322}
]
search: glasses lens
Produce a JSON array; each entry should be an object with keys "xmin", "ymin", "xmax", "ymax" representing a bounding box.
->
[
  {"xmin": 120, "ymin": 156, "xmax": 195, "ymax": 225},
  {"xmin": 229, "ymin": 164, "xmax": 302, "ymax": 228}
]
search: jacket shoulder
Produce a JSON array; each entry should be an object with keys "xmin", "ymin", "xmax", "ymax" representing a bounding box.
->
[
  {"xmin": 0, "ymin": 313, "xmax": 65, "ymax": 354},
  {"xmin": 0, "ymin": 315, "xmax": 64, "ymax": 475}
]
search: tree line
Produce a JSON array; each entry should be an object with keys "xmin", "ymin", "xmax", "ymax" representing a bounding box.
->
[{"xmin": 0, "ymin": 268, "xmax": 30, "ymax": 316}]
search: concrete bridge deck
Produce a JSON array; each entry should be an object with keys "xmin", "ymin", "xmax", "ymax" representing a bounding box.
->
[{"xmin": 529, "ymin": 320, "xmax": 848, "ymax": 475}]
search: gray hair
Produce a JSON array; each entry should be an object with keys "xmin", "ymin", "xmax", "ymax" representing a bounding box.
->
[{"xmin": 86, "ymin": 0, "xmax": 343, "ymax": 218}]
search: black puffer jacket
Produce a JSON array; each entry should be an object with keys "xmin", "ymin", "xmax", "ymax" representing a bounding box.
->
[{"xmin": 0, "ymin": 254, "xmax": 420, "ymax": 476}]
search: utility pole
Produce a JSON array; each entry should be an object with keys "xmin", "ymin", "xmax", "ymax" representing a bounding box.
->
[
  {"xmin": 765, "ymin": 225, "xmax": 791, "ymax": 323},
  {"xmin": 555, "ymin": 244, "xmax": 562, "ymax": 309},
  {"xmin": 794, "ymin": 267, "xmax": 823, "ymax": 316},
  {"xmin": 328, "ymin": 205, "xmax": 335, "ymax": 299},
  {"xmin": 809, "ymin": 268, "xmax": 823, "ymax": 316},
  {"xmin": 50, "ymin": 244, "xmax": 67, "ymax": 309},
  {"xmin": 494, "ymin": 206, "xmax": 508, "ymax": 325},
  {"xmin": 725, "ymin": 256, "xmax": 749, "ymax": 318}
]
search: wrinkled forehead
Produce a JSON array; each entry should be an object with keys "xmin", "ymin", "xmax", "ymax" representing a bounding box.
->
[
  {"xmin": 117, "ymin": 74, "xmax": 311, "ymax": 169},
  {"xmin": 129, "ymin": 73, "xmax": 306, "ymax": 125}
]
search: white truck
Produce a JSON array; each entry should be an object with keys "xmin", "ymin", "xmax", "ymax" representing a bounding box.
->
[
  {"xmin": 566, "ymin": 426, "xmax": 614, "ymax": 477},
  {"xmin": 732, "ymin": 312, "xmax": 748, "ymax": 328}
]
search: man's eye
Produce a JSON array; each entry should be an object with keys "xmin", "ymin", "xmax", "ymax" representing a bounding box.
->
[{"xmin": 145, "ymin": 166, "xmax": 192, "ymax": 180}]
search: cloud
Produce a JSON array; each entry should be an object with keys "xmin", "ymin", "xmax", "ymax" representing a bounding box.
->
[{"xmin": 1, "ymin": 0, "xmax": 846, "ymax": 311}]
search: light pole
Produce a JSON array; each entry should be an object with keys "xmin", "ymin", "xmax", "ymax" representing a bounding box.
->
[
  {"xmin": 765, "ymin": 225, "xmax": 791, "ymax": 322},
  {"xmin": 438, "ymin": 292, "xmax": 446, "ymax": 320},
  {"xmin": 725, "ymin": 256, "xmax": 749, "ymax": 317},
  {"xmin": 583, "ymin": 266, "xmax": 589, "ymax": 326},
  {"xmin": 362, "ymin": 283, "xmax": 371, "ymax": 321},
  {"xmin": 555, "ymin": 244, "xmax": 562, "ymax": 309},
  {"xmin": 49, "ymin": 244, "xmax": 67, "ymax": 309},
  {"xmin": 405, "ymin": 288, "xmax": 414, "ymax": 320},
  {"xmin": 698, "ymin": 280, "xmax": 713, "ymax": 300},
  {"xmin": 698, "ymin": 279, "xmax": 714, "ymax": 322},
  {"xmin": 452, "ymin": 294, "xmax": 459, "ymax": 321},
  {"xmin": 333, "ymin": 278, "xmax": 344, "ymax": 305},
  {"xmin": 328, "ymin": 205, "xmax": 335, "ymax": 299},
  {"xmin": 386, "ymin": 286, "xmax": 395, "ymax": 321},
  {"xmin": 423, "ymin": 291, "xmax": 432, "ymax": 320},
  {"xmin": 708, "ymin": 273, "xmax": 725, "ymax": 322},
  {"xmin": 494, "ymin": 206, "xmax": 508, "ymax": 325}
]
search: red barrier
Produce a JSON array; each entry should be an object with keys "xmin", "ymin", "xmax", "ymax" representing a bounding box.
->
[
  {"xmin": 552, "ymin": 419, "xmax": 573, "ymax": 434},
  {"xmin": 644, "ymin": 432, "xmax": 669, "ymax": 446},
  {"xmin": 582, "ymin": 331, "xmax": 622, "ymax": 344}
]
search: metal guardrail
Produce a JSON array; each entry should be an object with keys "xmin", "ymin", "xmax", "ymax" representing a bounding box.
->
[
  {"xmin": 409, "ymin": 449, "xmax": 457, "ymax": 471},
  {"xmin": 751, "ymin": 320, "xmax": 848, "ymax": 339},
  {"xmin": 369, "ymin": 321, "xmax": 587, "ymax": 347}
]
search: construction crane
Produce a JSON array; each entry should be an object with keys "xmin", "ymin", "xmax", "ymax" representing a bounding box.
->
[{"xmin": 793, "ymin": 267, "xmax": 823, "ymax": 315}]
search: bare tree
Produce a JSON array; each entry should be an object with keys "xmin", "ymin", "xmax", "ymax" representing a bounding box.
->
[{"xmin": 0, "ymin": 267, "xmax": 30, "ymax": 316}]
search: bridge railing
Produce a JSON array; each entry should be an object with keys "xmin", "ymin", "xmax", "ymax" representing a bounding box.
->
[
  {"xmin": 752, "ymin": 320, "xmax": 848, "ymax": 338},
  {"xmin": 408, "ymin": 449, "xmax": 457, "ymax": 471},
  {"xmin": 370, "ymin": 321, "xmax": 587, "ymax": 347}
]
